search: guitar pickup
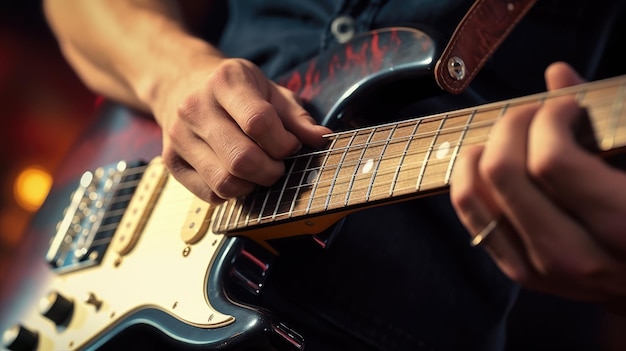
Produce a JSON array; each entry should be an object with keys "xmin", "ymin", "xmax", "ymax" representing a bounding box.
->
[{"xmin": 111, "ymin": 157, "xmax": 169, "ymax": 255}]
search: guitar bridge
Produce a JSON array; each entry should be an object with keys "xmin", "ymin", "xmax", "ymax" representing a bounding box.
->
[{"xmin": 45, "ymin": 160, "xmax": 146, "ymax": 273}]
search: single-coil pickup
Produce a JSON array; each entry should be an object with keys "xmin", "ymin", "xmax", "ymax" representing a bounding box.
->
[
  {"xmin": 112, "ymin": 157, "xmax": 169, "ymax": 255},
  {"xmin": 181, "ymin": 197, "xmax": 214, "ymax": 244}
]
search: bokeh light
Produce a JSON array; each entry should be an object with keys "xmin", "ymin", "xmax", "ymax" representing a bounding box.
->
[{"xmin": 13, "ymin": 166, "xmax": 52, "ymax": 212}]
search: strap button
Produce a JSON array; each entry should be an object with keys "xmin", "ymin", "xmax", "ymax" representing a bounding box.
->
[{"xmin": 330, "ymin": 15, "xmax": 355, "ymax": 43}]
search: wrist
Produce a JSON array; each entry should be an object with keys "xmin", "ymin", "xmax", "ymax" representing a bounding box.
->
[{"xmin": 132, "ymin": 31, "xmax": 224, "ymax": 114}]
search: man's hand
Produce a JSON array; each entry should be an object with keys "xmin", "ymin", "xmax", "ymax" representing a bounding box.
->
[
  {"xmin": 450, "ymin": 62, "xmax": 626, "ymax": 313},
  {"xmin": 153, "ymin": 58, "xmax": 331, "ymax": 204}
]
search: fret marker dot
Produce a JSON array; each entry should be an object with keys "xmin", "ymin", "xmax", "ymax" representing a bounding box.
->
[
  {"xmin": 306, "ymin": 170, "xmax": 318, "ymax": 185},
  {"xmin": 436, "ymin": 142, "xmax": 450, "ymax": 159},
  {"xmin": 362, "ymin": 159, "xmax": 374, "ymax": 174}
]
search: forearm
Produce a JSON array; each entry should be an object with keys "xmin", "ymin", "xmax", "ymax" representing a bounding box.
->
[{"xmin": 43, "ymin": 0, "xmax": 223, "ymax": 113}]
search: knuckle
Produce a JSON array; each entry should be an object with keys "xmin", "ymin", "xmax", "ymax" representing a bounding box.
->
[
  {"xmin": 450, "ymin": 180, "xmax": 477, "ymax": 213},
  {"xmin": 479, "ymin": 155, "xmax": 519, "ymax": 190},
  {"xmin": 205, "ymin": 192, "xmax": 227, "ymax": 205},
  {"xmin": 241, "ymin": 104, "xmax": 274, "ymax": 138},
  {"xmin": 197, "ymin": 186, "xmax": 226, "ymax": 205},
  {"xmin": 506, "ymin": 265, "xmax": 534, "ymax": 286},
  {"xmin": 534, "ymin": 254, "xmax": 602, "ymax": 280},
  {"xmin": 213, "ymin": 173, "xmax": 242, "ymax": 199},
  {"xmin": 562, "ymin": 258, "xmax": 605, "ymax": 280},
  {"xmin": 527, "ymin": 148, "xmax": 569, "ymax": 183},
  {"xmin": 176, "ymin": 94, "xmax": 202, "ymax": 123},
  {"xmin": 227, "ymin": 145, "xmax": 262, "ymax": 177},
  {"xmin": 165, "ymin": 118, "xmax": 187, "ymax": 142},
  {"xmin": 209, "ymin": 58, "xmax": 251, "ymax": 87},
  {"xmin": 161, "ymin": 149, "xmax": 186, "ymax": 173},
  {"xmin": 194, "ymin": 163, "xmax": 239, "ymax": 201}
]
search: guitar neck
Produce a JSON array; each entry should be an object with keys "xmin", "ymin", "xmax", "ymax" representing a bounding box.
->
[{"xmin": 213, "ymin": 75, "xmax": 626, "ymax": 234}]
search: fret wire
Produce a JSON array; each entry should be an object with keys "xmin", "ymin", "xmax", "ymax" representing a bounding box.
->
[
  {"xmin": 271, "ymin": 154, "xmax": 298, "ymax": 220},
  {"xmin": 389, "ymin": 119, "xmax": 421, "ymax": 197},
  {"xmin": 365, "ymin": 124, "xmax": 398, "ymax": 202},
  {"xmin": 608, "ymin": 81, "xmax": 626, "ymax": 149},
  {"xmin": 222, "ymin": 199, "xmax": 234, "ymax": 230},
  {"xmin": 344, "ymin": 127, "xmax": 378, "ymax": 206},
  {"xmin": 575, "ymin": 89, "xmax": 586, "ymax": 102},
  {"xmin": 578, "ymin": 85, "xmax": 614, "ymax": 151},
  {"xmin": 415, "ymin": 114, "xmax": 447, "ymax": 190},
  {"xmin": 213, "ymin": 200, "xmax": 228, "ymax": 232},
  {"xmin": 305, "ymin": 136, "xmax": 339, "ymax": 215},
  {"xmin": 445, "ymin": 110, "xmax": 476, "ymax": 185},
  {"xmin": 226, "ymin": 198, "xmax": 238, "ymax": 230},
  {"xmin": 231, "ymin": 196, "xmax": 245, "ymax": 230},
  {"xmin": 255, "ymin": 186, "xmax": 273, "ymax": 224},
  {"xmin": 243, "ymin": 189, "xmax": 259, "ymax": 227},
  {"xmin": 288, "ymin": 151, "xmax": 315, "ymax": 218},
  {"xmin": 224, "ymin": 197, "xmax": 238, "ymax": 229},
  {"xmin": 323, "ymin": 130, "xmax": 358, "ymax": 211},
  {"xmin": 216, "ymin": 199, "xmax": 230, "ymax": 230}
]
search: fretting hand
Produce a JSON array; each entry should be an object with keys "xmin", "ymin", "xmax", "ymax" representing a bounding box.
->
[{"xmin": 450, "ymin": 62, "xmax": 626, "ymax": 313}]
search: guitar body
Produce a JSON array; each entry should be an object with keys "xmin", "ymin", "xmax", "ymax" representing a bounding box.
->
[{"xmin": 0, "ymin": 27, "xmax": 444, "ymax": 350}]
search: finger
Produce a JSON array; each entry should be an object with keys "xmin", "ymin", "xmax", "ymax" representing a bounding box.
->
[
  {"xmin": 163, "ymin": 132, "xmax": 256, "ymax": 203},
  {"xmin": 450, "ymin": 145, "xmax": 533, "ymax": 280},
  {"xmin": 205, "ymin": 110, "xmax": 287, "ymax": 187},
  {"xmin": 177, "ymin": 93, "xmax": 286, "ymax": 187},
  {"xmin": 271, "ymin": 85, "xmax": 332, "ymax": 149},
  {"xmin": 212, "ymin": 60, "xmax": 304, "ymax": 159},
  {"xmin": 544, "ymin": 61, "xmax": 585, "ymax": 90},
  {"xmin": 482, "ymin": 101, "xmax": 610, "ymax": 278},
  {"xmin": 528, "ymin": 66, "xmax": 626, "ymax": 250}
]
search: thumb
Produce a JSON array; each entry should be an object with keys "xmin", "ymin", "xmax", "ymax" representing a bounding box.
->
[
  {"xmin": 271, "ymin": 84, "xmax": 332, "ymax": 149},
  {"xmin": 545, "ymin": 62, "xmax": 586, "ymax": 91}
]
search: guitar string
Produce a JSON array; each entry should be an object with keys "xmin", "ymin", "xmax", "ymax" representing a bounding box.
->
[
  {"xmin": 271, "ymin": 84, "xmax": 621, "ymax": 191},
  {"xmin": 224, "ymin": 110, "xmax": 624, "ymax": 229},
  {"xmin": 210, "ymin": 74, "xmax": 614, "ymax": 230},
  {"xmin": 221, "ymin": 88, "xmax": 625, "ymax": 229},
  {"xmin": 55, "ymin": 164, "xmax": 151, "ymax": 259},
  {"xmin": 70, "ymin": 76, "xmax": 625, "ymax": 240},
  {"xmin": 239, "ymin": 99, "xmax": 607, "ymax": 209}
]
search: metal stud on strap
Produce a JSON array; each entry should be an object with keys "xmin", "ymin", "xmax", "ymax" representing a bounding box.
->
[{"xmin": 435, "ymin": 0, "xmax": 538, "ymax": 94}]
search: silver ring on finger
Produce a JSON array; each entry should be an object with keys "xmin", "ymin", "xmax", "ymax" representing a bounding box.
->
[{"xmin": 471, "ymin": 218, "xmax": 498, "ymax": 247}]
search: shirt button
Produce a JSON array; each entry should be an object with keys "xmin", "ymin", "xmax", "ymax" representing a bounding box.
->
[{"xmin": 330, "ymin": 15, "xmax": 355, "ymax": 43}]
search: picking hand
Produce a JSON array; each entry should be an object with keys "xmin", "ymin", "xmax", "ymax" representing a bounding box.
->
[{"xmin": 152, "ymin": 58, "xmax": 331, "ymax": 204}]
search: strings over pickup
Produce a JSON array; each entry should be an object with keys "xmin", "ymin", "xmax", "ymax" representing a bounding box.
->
[{"xmin": 45, "ymin": 160, "xmax": 147, "ymax": 273}]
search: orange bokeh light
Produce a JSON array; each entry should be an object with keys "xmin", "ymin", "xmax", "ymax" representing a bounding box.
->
[{"xmin": 13, "ymin": 166, "xmax": 53, "ymax": 212}]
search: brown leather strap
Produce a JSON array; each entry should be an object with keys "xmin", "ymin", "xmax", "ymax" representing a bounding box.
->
[{"xmin": 435, "ymin": 0, "xmax": 538, "ymax": 94}]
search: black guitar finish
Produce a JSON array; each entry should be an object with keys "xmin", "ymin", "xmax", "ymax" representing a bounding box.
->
[{"xmin": 277, "ymin": 26, "xmax": 442, "ymax": 127}]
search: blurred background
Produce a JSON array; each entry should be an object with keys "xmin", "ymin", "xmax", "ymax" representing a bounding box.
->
[{"xmin": 0, "ymin": 2, "xmax": 97, "ymax": 280}]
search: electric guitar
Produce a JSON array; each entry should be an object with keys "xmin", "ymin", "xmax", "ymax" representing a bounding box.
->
[{"xmin": 1, "ymin": 27, "xmax": 624, "ymax": 351}]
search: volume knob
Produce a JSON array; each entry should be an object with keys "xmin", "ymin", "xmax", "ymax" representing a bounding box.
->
[
  {"xmin": 2, "ymin": 324, "xmax": 38, "ymax": 351},
  {"xmin": 39, "ymin": 290, "xmax": 74, "ymax": 325}
]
